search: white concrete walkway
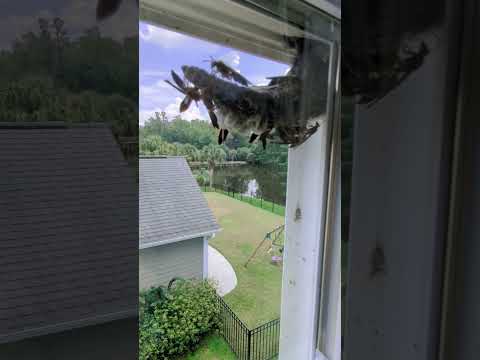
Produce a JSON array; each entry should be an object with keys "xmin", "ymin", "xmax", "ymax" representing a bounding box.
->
[{"xmin": 207, "ymin": 245, "xmax": 237, "ymax": 296}]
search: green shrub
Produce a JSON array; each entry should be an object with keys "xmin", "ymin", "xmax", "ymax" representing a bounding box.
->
[
  {"xmin": 139, "ymin": 286, "xmax": 168, "ymax": 323},
  {"xmin": 192, "ymin": 169, "xmax": 210, "ymax": 187},
  {"xmin": 139, "ymin": 280, "xmax": 221, "ymax": 360}
]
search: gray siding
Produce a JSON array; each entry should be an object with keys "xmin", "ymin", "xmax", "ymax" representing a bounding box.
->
[{"xmin": 140, "ymin": 237, "xmax": 204, "ymax": 290}]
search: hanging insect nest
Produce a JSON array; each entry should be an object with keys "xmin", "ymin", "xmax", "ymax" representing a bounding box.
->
[
  {"xmin": 166, "ymin": 36, "xmax": 330, "ymax": 149},
  {"xmin": 342, "ymin": 0, "xmax": 444, "ymax": 105}
]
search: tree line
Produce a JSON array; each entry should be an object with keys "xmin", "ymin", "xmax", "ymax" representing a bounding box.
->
[
  {"xmin": 140, "ymin": 111, "xmax": 289, "ymax": 186},
  {"xmin": 0, "ymin": 17, "xmax": 138, "ymax": 145},
  {"xmin": 140, "ymin": 111, "xmax": 288, "ymax": 165}
]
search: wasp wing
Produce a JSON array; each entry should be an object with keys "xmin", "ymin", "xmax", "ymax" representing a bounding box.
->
[
  {"xmin": 171, "ymin": 70, "xmax": 186, "ymax": 89},
  {"xmin": 214, "ymin": 60, "xmax": 251, "ymax": 86},
  {"xmin": 165, "ymin": 80, "xmax": 185, "ymax": 94},
  {"xmin": 249, "ymin": 133, "xmax": 258, "ymax": 143},
  {"xmin": 208, "ymin": 110, "xmax": 219, "ymax": 129},
  {"xmin": 218, "ymin": 129, "xmax": 224, "ymax": 145},
  {"xmin": 230, "ymin": 71, "xmax": 251, "ymax": 87},
  {"xmin": 179, "ymin": 96, "xmax": 192, "ymax": 112}
]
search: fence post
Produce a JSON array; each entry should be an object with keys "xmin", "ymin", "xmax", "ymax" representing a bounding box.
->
[
  {"xmin": 272, "ymin": 202, "xmax": 275, "ymax": 213},
  {"xmin": 247, "ymin": 329, "xmax": 252, "ymax": 360},
  {"xmin": 260, "ymin": 197, "xmax": 263, "ymax": 209}
]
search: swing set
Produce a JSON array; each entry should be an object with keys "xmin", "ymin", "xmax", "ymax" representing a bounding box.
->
[{"xmin": 244, "ymin": 224, "xmax": 285, "ymax": 268}]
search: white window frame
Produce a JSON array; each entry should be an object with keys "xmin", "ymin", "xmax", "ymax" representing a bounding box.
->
[
  {"xmin": 139, "ymin": 2, "xmax": 341, "ymax": 359},
  {"xmin": 279, "ymin": 38, "xmax": 341, "ymax": 360}
]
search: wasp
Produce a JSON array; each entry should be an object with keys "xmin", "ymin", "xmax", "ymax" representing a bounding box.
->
[
  {"xmin": 248, "ymin": 129, "xmax": 272, "ymax": 150},
  {"xmin": 96, "ymin": 0, "xmax": 138, "ymax": 20},
  {"xmin": 165, "ymin": 70, "xmax": 202, "ymax": 112},
  {"xmin": 207, "ymin": 58, "xmax": 251, "ymax": 87},
  {"xmin": 356, "ymin": 41, "xmax": 430, "ymax": 107},
  {"xmin": 165, "ymin": 70, "xmax": 220, "ymax": 130}
]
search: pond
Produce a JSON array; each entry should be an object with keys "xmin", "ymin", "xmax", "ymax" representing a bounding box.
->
[{"xmin": 212, "ymin": 165, "xmax": 287, "ymax": 205}]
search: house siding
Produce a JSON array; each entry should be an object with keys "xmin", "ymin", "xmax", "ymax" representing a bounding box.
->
[{"xmin": 140, "ymin": 237, "xmax": 204, "ymax": 290}]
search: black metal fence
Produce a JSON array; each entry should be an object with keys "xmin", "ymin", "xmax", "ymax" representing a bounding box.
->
[
  {"xmin": 216, "ymin": 295, "xmax": 280, "ymax": 360},
  {"xmin": 203, "ymin": 184, "xmax": 286, "ymax": 216}
]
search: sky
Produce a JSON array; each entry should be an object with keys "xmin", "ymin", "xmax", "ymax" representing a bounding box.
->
[
  {"xmin": 139, "ymin": 21, "xmax": 290, "ymax": 126},
  {"xmin": 0, "ymin": 0, "xmax": 137, "ymax": 49}
]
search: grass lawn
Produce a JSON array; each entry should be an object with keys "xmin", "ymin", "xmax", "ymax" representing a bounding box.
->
[
  {"xmin": 205, "ymin": 192, "xmax": 284, "ymax": 328},
  {"xmin": 182, "ymin": 333, "xmax": 236, "ymax": 360}
]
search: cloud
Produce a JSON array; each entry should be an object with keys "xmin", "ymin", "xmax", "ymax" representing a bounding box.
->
[
  {"xmin": 140, "ymin": 79, "xmax": 178, "ymax": 110},
  {"xmin": 139, "ymin": 22, "xmax": 220, "ymax": 53},
  {"xmin": 140, "ymin": 98, "xmax": 207, "ymax": 126},
  {"xmin": 249, "ymin": 75, "xmax": 270, "ymax": 86},
  {"xmin": 138, "ymin": 96, "xmax": 208, "ymax": 126},
  {"xmin": 140, "ymin": 69, "xmax": 168, "ymax": 79},
  {"xmin": 139, "ymin": 24, "xmax": 188, "ymax": 48},
  {"xmin": 139, "ymin": 108, "xmax": 163, "ymax": 126},
  {"xmin": 140, "ymin": 72, "xmax": 209, "ymax": 125},
  {"xmin": 220, "ymin": 51, "xmax": 241, "ymax": 71},
  {"xmin": 164, "ymin": 97, "xmax": 207, "ymax": 121}
]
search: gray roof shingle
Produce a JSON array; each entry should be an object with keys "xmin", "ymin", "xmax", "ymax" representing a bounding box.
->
[
  {"xmin": 0, "ymin": 123, "xmax": 138, "ymax": 344},
  {"xmin": 140, "ymin": 157, "xmax": 220, "ymax": 248}
]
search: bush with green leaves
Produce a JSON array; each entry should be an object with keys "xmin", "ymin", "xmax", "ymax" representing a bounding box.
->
[
  {"xmin": 139, "ymin": 280, "xmax": 221, "ymax": 360},
  {"xmin": 192, "ymin": 168, "xmax": 210, "ymax": 187}
]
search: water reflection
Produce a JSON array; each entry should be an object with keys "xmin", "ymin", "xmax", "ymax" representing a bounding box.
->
[{"xmin": 245, "ymin": 179, "xmax": 259, "ymax": 197}]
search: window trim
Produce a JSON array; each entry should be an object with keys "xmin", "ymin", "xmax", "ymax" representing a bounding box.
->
[
  {"xmin": 140, "ymin": 0, "xmax": 338, "ymax": 63},
  {"xmin": 316, "ymin": 40, "xmax": 342, "ymax": 357}
]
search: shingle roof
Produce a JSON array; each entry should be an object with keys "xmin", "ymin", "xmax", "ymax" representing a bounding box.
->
[
  {"xmin": 0, "ymin": 123, "xmax": 138, "ymax": 344},
  {"xmin": 140, "ymin": 156, "xmax": 220, "ymax": 248}
]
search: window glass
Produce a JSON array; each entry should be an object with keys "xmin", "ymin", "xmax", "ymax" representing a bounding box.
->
[{"xmin": 139, "ymin": 1, "xmax": 339, "ymax": 358}]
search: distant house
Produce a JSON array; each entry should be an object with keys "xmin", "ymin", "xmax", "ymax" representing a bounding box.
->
[
  {"xmin": 0, "ymin": 123, "xmax": 137, "ymax": 359},
  {"xmin": 140, "ymin": 156, "xmax": 220, "ymax": 290}
]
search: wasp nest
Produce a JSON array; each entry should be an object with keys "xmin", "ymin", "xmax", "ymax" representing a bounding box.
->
[{"xmin": 166, "ymin": 36, "xmax": 330, "ymax": 148}]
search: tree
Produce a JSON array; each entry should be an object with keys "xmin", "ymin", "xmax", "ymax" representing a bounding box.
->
[
  {"xmin": 51, "ymin": 17, "xmax": 68, "ymax": 81},
  {"xmin": 246, "ymin": 152, "xmax": 256, "ymax": 164},
  {"xmin": 236, "ymin": 147, "xmax": 251, "ymax": 162},
  {"xmin": 143, "ymin": 111, "xmax": 168, "ymax": 136},
  {"xmin": 201, "ymin": 144, "xmax": 226, "ymax": 187},
  {"xmin": 182, "ymin": 143, "xmax": 201, "ymax": 162}
]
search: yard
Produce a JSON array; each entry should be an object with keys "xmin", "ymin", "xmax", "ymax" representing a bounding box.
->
[
  {"xmin": 183, "ymin": 334, "xmax": 236, "ymax": 360},
  {"xmin": 205, "ymin": 192, "xmax": 284, "ymax": 328},
  {"xmin": 183, "ymin": 192, "xmax": 284, "ymax": 359}
]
